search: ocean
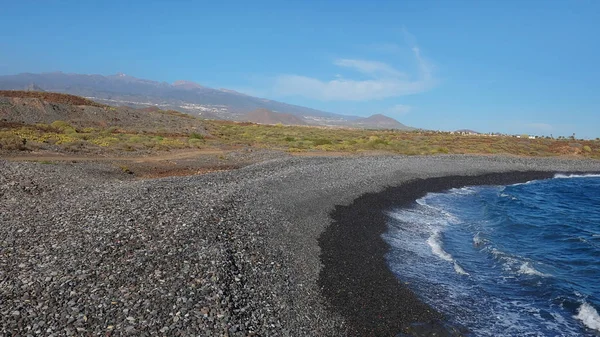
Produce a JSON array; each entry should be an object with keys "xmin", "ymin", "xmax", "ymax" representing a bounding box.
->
[{"xmin": 383, "ymin": 174, "xmax": 600, "ymax": 336}]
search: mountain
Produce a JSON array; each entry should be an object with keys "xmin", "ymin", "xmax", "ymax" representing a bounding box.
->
[
  {"xmin": 0, "ymin": 72, "xmax": 342, "ymax": 118},
  {"xmin": 0, "ymin": 72, "xmax": 413, "ymax": 129},
  {"xmin": 354, "ymin": 114, "xmax": 414, "ymax": 130},
  {"xmin": 172, "ymin": 80, "xmax": 204, "ymax": 90},
  {"xmin": 243, "ymin": 108, "xmax": 307, "ymax": 126},
  {"xmin": 25, "ymin": 83, "xmax": 45, "ymax": 92}
]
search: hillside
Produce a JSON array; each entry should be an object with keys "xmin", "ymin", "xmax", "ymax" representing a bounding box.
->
[
  {"xmin": 0, "ymin": 91, "xmax": 208, "ymax": 134},
  {"xmin": 0, "ymin": 72, "xmax": 419, "ymax": 130},
  {"xmin": 0, "ymin": 72, "xmax": 347, "ymax": 119},
  {"xmin": 354, "ymin": 114, "xmax": 414, "ymax": 130},
  {"xmin": 243, "ymin": 108, "xmax": 307, "ymax": 125},
  {"xmin": 0, "ymin": 90, "xmax": 106, "ymax": 107}
]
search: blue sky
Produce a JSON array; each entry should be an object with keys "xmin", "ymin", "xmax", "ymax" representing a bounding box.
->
[{"xmin": 1, "ymin": 0, "xmax": 599, "ymax": 138}]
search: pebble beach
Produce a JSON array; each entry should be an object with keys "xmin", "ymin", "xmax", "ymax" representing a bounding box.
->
[{"xmin": 2, "ymin": 155, "xmax": 599, "ymax": 336}]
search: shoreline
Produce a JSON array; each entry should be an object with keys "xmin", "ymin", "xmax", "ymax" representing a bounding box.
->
[
  {"xmin": 319, "ymin": 171, "xmax": 571, "ymax": 336},
  {"xmin": 2, "ymin": 156, "xmax": 600, "ymax": 336}
]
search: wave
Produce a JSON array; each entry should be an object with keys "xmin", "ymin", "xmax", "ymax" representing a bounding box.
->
[
  {"xmin": 447, "ymin": 186, "xmax": 477, "ymax": 195},
  {"xmin": 554, "ymin": 173, "xmax": 600, "ymax": 179},
  {"xmin": 507, "ymin": 173, "xmax": 600, "ymax": 187},
  {"xmin": 511, "ymin": 180, "xmax": 535, "ymax": 186},
  {"xmin": 490, "ymin": 248, "xmax": 551, "ymax": 277},
  {"xmin": 472, "ymin": 232, "xmax": 485, "ymax": 247},
  {"xmin": 575, "ymin": 302, "xmax": 600, "ymax": 332},
  {"xmin": 453, "ymin": 262, "xmax": 469, "ymax": 275},
  {"xmin": 518, "ymin": 262, "xmax": 550, "ymax": 277},
  {"xmin": 499, "ymin": 192, "xmax": 518, "ymax": 200},
  {"xmin": 427, "ymin": 229, "xmax": 469, "ymax": 275},
  {"xmin": 386, "ymin": 175, "xmax": 600, "ymax": 335},
  {"xmin": 427, "ymin": 229, "xmax": 453, "ymax": 261}
]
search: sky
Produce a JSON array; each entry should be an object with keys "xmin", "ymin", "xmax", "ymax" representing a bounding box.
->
[{"xmin": 1, "ymin": 0, "xmax": 599, "ymax": 138}]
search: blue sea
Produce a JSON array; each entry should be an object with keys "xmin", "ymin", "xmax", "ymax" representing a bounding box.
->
[{"xmin": 383, "ymin": 174, "xmax": 600, "ymax": 336}]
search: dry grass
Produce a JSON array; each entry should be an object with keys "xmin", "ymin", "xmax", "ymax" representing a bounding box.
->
[
  {"xmin": 0, "ymin": 121, "xmax": 207, "ymax": 153},
  {"xmin": 1, "ymin": 116, "xmax": 599, "ymax": 159},
  {"xmin": 203, "ymin": 121, "xmax": 600, "ymax": 159}
]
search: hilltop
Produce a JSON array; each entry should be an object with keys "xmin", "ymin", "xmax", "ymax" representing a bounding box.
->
[
  {"xmin": 354, "ymin": 114, "xmax": 414, "ymax": 130},
  {"xmin": 0, "ymin": 90, "xmax": 105, "ymax": 107}
]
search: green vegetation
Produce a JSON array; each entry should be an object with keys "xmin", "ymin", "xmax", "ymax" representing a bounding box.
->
[
  {"xmin": 1, "ymin": 119, "xmax": 599, "ymax": 159},
  {"xmin": 202, "ymin": 120, "xmax": 600, "ymax": 158},
  {"xmin": 0, "ymin": 122, "xmax": 192, "ymax": 152}
]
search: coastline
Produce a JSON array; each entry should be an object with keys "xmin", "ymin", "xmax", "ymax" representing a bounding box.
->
[
  {"xmin": 319, "ymin": 171, "xmax": 558, "ymax": 336},
  {"xmin": 2, "ymin": 155, "xmax": 600, "ymax": 336}
]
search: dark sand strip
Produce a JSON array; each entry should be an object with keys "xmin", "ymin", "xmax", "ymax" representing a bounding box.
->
[{"xmin": 319, "ymin": 171, "xmax": 559, "ymax": 336}]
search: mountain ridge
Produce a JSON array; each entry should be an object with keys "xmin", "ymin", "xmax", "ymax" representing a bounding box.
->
[{"xmin": 0, "ymin": 72, "xmax": 414, "ymax": 130}]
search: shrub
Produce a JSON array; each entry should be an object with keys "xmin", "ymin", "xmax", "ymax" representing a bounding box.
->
[
  {"xmin": 312, "ymin": 138, "xmax": 332, "ymax": 146},
  {"xmin": 0, "ymin": 131, "xmax": 26, "ymax": 150},
  {"xmin": 50, "ymin": 120, "xmax": 76, "ymax": 133},
  {"xmin": 436, "ymin": 147, "xmax": 450, "ymax": 154},
  {"xmin": 128, "ymin": 135, "xmax": 145, "ymax": 143},
  {"xmin": 63, "ymin": 140, "xmax": 90, "ymax": 152},
  {"xmin": 583, "ymin": 145, "xmax": 592, "ymax": 153},
  {"xmin": 118, "ymin": 165, "xmax": 134, "ymax": 175},
  {"xmin": 188, "ymin": 138, "xmax": 204, "ymax": 148},
  {"xmin": 189, "ymin": 132, "xmax": 204, "ymax": 140}
]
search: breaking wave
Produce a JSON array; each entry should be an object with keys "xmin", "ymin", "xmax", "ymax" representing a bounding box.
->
[{"xmin": 383, "ymin": 175, "xmax": 600, "ymax": 336}]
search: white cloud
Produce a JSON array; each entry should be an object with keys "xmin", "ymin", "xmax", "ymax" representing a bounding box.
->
[
  {"xmin": 333, "ymin": 59, "xmax": 406, "ymax": 78},
  {"xmin": 273, "ymin": 47, "xmax": 436, "ymax": 101}
]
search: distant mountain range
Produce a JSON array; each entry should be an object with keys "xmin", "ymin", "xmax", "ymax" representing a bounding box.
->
[{"xmin": 0, "ymin": 72, "xmax": 415, "ymax": 130}]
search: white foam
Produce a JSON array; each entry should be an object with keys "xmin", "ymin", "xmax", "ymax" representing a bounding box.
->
[
  {"xmin": 426, "ymin": 229, "xmax": 470, "ymax": 276},
  {"xmin": 448, "ymin": 186, "xmax": 477, "ymax": 195},
  {"xmin": 511, "ymin": 180, "xmax": 535, "ymax": 186},
  {"xmin": 453, "ymin": 262, "xmax": 469, "ymax": 275},
  {"xmin": 518, "ymin": 262, "xmax": 550, "ymax": 277},
  {"xmin": 473, "ymin": 232, "xmax": 485, "ymax": 247},
  {"xmin": 499, "ymin": 192, "xmax": 518, "ymax": 200},
  {"xmin": 427, "ymin": 230, "xmax": 453, "ymax": 262},
  {"xmin": 489, "ymin": 248, "xmax": 551, "ymax": 277},
  {"xmin": 575, "ymin": 302, "xmax": 600, "ymax": 332},
  {"xmin": 554, "ymin": 173, "xmax": 600, "ymax": 179}
]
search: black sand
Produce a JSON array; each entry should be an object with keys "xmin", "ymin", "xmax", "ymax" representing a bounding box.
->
[{"xmin": 319, "ymin": 171, "xmax": 559, "ymax": 336}]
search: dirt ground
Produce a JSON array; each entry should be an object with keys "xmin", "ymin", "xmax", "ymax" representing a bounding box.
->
[{"xmin": 2, "ymin": 149, "xmax": 255, "ymax": 179}]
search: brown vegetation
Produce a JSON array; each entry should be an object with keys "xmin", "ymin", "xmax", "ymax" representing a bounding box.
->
[
  {"xmin": 0, "ymin": 90, "xmax": 106, "ymax": 107},
  {"xmin": 1, "ymin": 91, "xmax": 599, "ymax": 160}
]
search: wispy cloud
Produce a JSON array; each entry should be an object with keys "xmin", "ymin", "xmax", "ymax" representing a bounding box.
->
[
  {"xmin": 272, "ymin": 35, "xmax": 437, "ymax": 101},
  {"xmin": 333, "ymin": 59, "xmax": 406, "ymax": 78}
]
